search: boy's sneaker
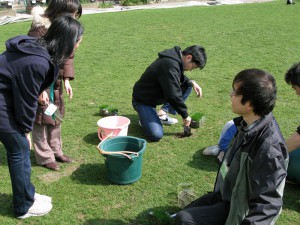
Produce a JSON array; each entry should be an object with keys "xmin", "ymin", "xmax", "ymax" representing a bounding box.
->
[
  {"xmin": 34, "ymin": 193, "xmax": 52, "ymax": 203},
  {"xmin": 203, "ymin": 145, "xmax": 220, "ymax": 156},
  {"xmin": 159, "ymin": 114, "xmax": 178, "ymax": 125},
  {"xmin": 217, "ymin": 151, "xmax": 225, "ymax": 163},
  {"xmin": 18, "ymin": 199, "xmax": 53, "ymax": 219}
]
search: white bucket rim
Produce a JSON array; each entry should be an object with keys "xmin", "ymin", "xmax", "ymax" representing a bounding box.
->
[{"xmin": 97, "ymin": 116, "xmax": 130, "ymax": 129}]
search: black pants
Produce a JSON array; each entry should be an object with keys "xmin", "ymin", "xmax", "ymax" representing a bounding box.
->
[{"xmin": 175, "ymin": 192, "xmax": 230, "ymax": 225}]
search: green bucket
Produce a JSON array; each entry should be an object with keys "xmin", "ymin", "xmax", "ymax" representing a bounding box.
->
[{"xmin": 98, "ymin": 136, "xmax": 147, "ymax": 184}]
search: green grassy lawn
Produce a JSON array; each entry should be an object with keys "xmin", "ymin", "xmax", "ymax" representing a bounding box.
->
[{"xmin": 1, "ymin": 0, "xmax": 300, "ymax": 224}]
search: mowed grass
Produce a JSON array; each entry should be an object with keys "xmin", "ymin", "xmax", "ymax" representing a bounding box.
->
[{"xmin": 0, "ymin": 1, "xmax": 300, "ymax": 224}]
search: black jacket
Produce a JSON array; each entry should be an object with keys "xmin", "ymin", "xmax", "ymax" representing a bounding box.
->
[
  {"xmin": 214, "ymin": 113, "xmax": 288, "ymax": 225},
  {"xmin": 0, "ymin": 36, "xmax": 57, "ymax": 133},
  {"xmin": 132, "ymin": 46, "xmax": 191, "ymax": 118}
]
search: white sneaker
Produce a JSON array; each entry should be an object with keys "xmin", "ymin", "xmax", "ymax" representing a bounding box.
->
[
  {"xmin": 203, "ymin": 145, "xmax": 220, "ymax": 156},
  {"xmin": 159, "ymin": 114, "xmax": 178, "ymax": 125},
  {"xmin": 18, "ymin": 200, "xmax": 53, "ymax": 219},
  {"xmin": 217, "ymin": 151, "xmax": 225, "ymax": 163},
  {"xmin": 34, "ymin": 193, "xmax": 52, "ymax": 203}
]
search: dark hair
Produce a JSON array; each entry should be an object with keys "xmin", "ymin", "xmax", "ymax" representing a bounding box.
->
[
  {"xmin": 37, "ymin": 14, "xmax": 84, "ymax": 65},
  {"xmin": 233, "ymin": 69, "xmax": 277, "ymax": 117},
  {"xmin": 285, "ymin": 62, "xmax": 300, "ymax": 86},
  {"xmin": 45, "ymin": 0, "xmax": 82, "ymax": 21},
  {"xmin": 182, "ymin": 45, "xmax": 207, "ymax": 69}
]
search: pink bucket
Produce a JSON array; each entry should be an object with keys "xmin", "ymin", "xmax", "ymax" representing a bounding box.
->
[{"xmin": 97, "ymin": 116, "xmax": 130, "ymax": 141}]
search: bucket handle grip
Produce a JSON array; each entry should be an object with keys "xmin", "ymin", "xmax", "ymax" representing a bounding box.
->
[
  {"xmin": 99, "ymin": 132, "xmax": 115, "ymax": 142},
  {"xmin": 96, "ymin": 145, "xmax": 139, "ymax": 160}
]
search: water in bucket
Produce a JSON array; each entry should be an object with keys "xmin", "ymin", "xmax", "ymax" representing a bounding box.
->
[
  {"xmin": 98, "ymin": 136, "xmax": 147, "ymax": 184},
  {"xmin": 97, "ymin": 116, "xmax": 130, "ymax": 141}
]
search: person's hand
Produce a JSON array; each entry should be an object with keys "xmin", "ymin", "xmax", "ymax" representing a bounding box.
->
[
  {"xmin": 191, "ymin": 81, "xmax": 202, "ymax": 98},
  {"xmin": 25, "ymin": 133, "xmax": 32, "ymax": 150},
  {"xmin": 64, "ymin": 78, "xmax": 73, "ymax": 100},
  {"xmin": 38, "ymin": 91, "xmax": 49, "ymax": 105},
  {"xmin": 183, "ymin": 116, "xmax": 191, "ymax": 127}
]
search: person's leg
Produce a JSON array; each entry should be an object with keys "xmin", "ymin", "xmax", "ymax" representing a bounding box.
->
[
  {"xmin": 287, "ymin": 147, "xmax": 300, "ymax": 184},
  {"xmin": 0, "ymin": 132, "xmax": 35, "ymax": 217},
  {"xmin": 132, "ymin": 101, "xmax": 163, "ymax": 142},
  {"xmin": 32, "ymin": 124, "xmax": 55, "ymax": 165},
  {"xmin": 218, "ymin": 120, "xmax": 235, "ymax": 143},
  {"xmin": 160, "ymin": 86, "xmax": 193, "ymax": 115},
  {"xmin": 48, "ymin": 125, "xmax": 63, "ymax": 157},
  {"xmin": 176, "ymin": 192, "xmax": 229, "ymax": 225},
  {"xmin": 175, "ymin": 202, "xmax": 230, "ymax": 225},
  {"xmin": 48, "ymin": 124, "xmax": 72, "ymax": 163}
]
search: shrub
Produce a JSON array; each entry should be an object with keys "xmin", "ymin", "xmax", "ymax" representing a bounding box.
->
[{"xmin": 121, "ymin": 0, "xmax": 149, "ymax": 6}]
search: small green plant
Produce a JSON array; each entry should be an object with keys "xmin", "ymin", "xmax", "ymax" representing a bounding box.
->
[
  {"xmin": 148, "ymin": 209, "xmax": 173, "ymax": 225},
  {"xmin": 99, "ymin": 104, "xmax": 109, "ymax": 116},
  {"xmin": 109, "ymin": 108, "xmax": 119, "ymax": 115},
  {"xmin": 191, "ymin": 112, "xmax": 204, "ymax": 121},
  {"xmin": 99, "ymin": 104, "xmax": 109, "ymax": 110}
]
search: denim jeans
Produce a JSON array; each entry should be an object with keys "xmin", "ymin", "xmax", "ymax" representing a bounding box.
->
[
  {"xmin": 132, "ymin": 85, "xmax": 192, "ymax": 142},
  {"xmin": 160, "ymin": 86, "xmax": 192, "ymax": 115},
  {"xmin": 287, "ymin": 147, "xmax": 300, "ymax": 185},
  {"xmin": 0, "ymin": 131, "xmax": 35, "ymax": 217}
]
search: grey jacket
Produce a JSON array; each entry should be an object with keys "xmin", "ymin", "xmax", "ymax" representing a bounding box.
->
[{"xmin": 214, "ymin": 113, "xmax": 288, "ymax": 225}]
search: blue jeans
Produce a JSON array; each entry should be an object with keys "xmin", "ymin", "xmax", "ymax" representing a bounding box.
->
[
  {"xmin": 0, "ymin": 131, "xmax": 35, "ymax": 217},
  {"xmin": 132, "ymin": 86, "xmax": 192, "ymax": 142},
  {"xmin": 287, "ymin": 147, "xmax": 300, "ymax": 185},
  {"xmin": 160, "ymin": 86, "xmax": 192, "ymax": 115}
]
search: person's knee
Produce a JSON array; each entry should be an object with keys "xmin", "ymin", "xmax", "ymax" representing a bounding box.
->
[
  {"xmin": 147, "ymin": 131, "xmax": 163, "ymax": 142},
  {"xmin": 175, "ymin": 210, "xmax": 189, "ymax": 225}
]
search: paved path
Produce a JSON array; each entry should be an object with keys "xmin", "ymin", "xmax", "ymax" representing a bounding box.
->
[
  {"xmin": 0, "ymin": 0, "xmax": 273, "ymax": 25},
  {"xmin": 82, "ymin": 0, "xmax": 273, "ymax": 15}
]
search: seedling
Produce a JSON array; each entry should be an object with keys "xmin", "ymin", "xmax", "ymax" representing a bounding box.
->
[
  {"xmin": 99, "ymin": 104, "xmax": 109, "ymax": 116},
  {"xmin": 190, "ymin": 112, "xmax": 205, "ymax": 128},
  {"xmin": 109, "ymin": 108, "xmax": 119, "ymax": 116}
]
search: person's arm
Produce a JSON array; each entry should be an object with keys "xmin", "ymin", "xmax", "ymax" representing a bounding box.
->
[
  {"xmin": 13, "ymin": 61, "xmax": 50, "ymax": 133},
  {"xmin": 158, "ymin": 61, "xmax": 189, "ymax": 119},
  {"xmin": 188, "ymin": 80, "xmax": 202, "ymax": 97},
  {"xmin": 64, "ymin": 78, "xmax": 73, "ymax": 100},
  {"xmin": 285, "ymin": 127, "xmax": 300, "ymax": 152},
  {"xmin": 62, "ymin": 57, "xmax": 75, "ymax": 100},
  {"xmin": 241, "ymin": 144, "xmax": 287, "ymax": 224}
]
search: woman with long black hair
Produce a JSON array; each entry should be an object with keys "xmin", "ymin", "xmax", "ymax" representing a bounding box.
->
[{"xmin": 0, "ymin": 14, "xmax": 83, "ymax": 219}]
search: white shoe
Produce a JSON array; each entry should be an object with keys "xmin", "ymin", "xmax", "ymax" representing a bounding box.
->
[
  {"xmin": 217, "ymin": 151, "xmax": 225, "ymax": 163},
  {"xmin": 203, "ymin": 145, "xmax": 220, "ymax": 156},
  {"xmin": 34, "ymin": 193, "xmax": 52, "ymax": 203},
  {"xmin": 159, "ymin": 114, "xmax": 178, "ymax": 125},
  {"xmin": 18, "ymin": 199, "xmax": 53, "ymax": 219}
]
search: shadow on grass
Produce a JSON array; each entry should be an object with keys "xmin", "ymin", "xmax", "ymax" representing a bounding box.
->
[
  {"xmin": 131, "ymin": 205, "xmax": 179, "ymax": 225},
  {"xmin": 83, "ymin": 132, "xmax": 101, "ymax": 145},
  {"xmin": 282, "ymin": 182, "xmax": 300, "ymax": 213},
  {"xmin": 0, "ymin": 193, "xmax": 14, "ymax": 218},
  {"xmin": 71, "ymin": 163, "xmax": 111, "ymax": 185},
  {"xmin": 83, "ymin": 219, "xmax": 127, "ymax": 225},
  {"xmin": 186, "ymin": 148, "xmax": 220, "ymax": 172}
]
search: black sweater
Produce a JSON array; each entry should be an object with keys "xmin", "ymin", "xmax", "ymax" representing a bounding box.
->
[{"xmin": 132, "ymin": 46, "xmax": 190, "ymax": 118}]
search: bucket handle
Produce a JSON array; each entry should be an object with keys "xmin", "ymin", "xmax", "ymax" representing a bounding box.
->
[
  {"xmin": 98, "ymin": 128, "xmax": 122, "ymax": 141},
  {"xmin": 99, "ymin": 132, "xmax": 115, "ymax": 142},
  {"xmin": 96, "ymin": 145, "xmax": 139, "ymax": 160}
]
